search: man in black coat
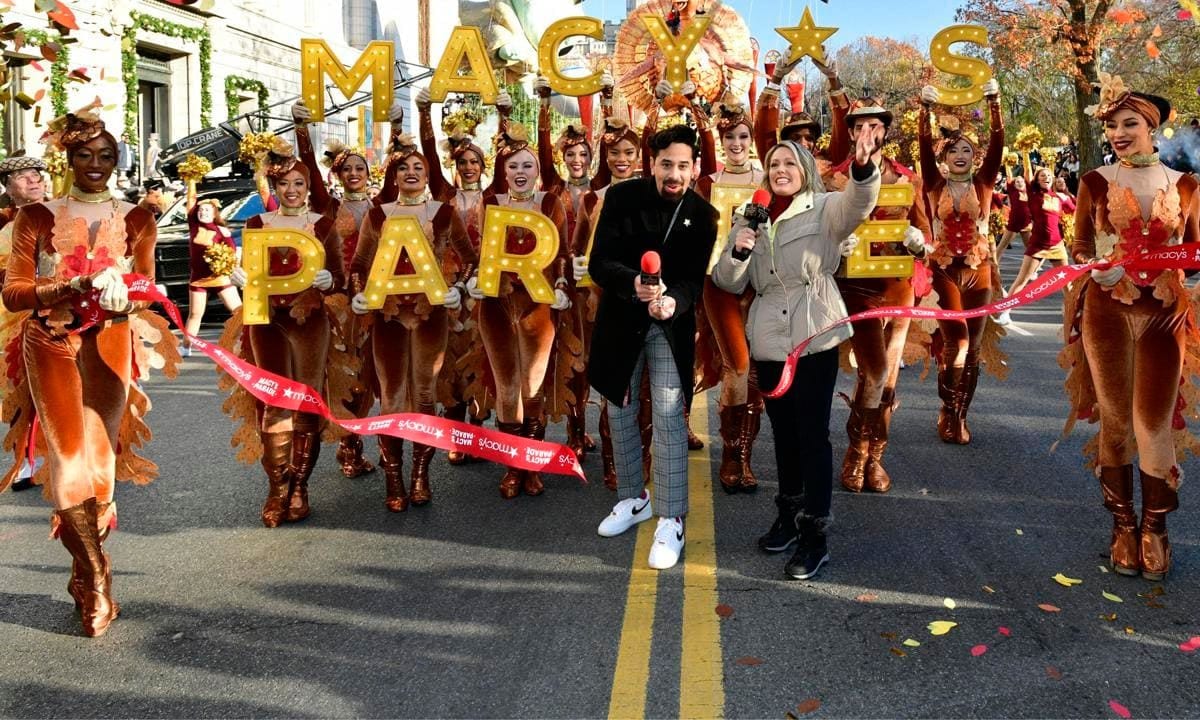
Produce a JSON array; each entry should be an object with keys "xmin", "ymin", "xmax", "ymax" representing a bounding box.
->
[{"xmin": 585, "ymin": 124, "xmax": 718, "ymax": 570}]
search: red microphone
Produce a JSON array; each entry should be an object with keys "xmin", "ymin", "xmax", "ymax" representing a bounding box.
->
[
  {"xmin": 733, "ymin": 189, "xmax": 772, "ymax": 261},
  {"xmin": 640, "ymin": 250, "xmax": 661, "ymax": 287}
]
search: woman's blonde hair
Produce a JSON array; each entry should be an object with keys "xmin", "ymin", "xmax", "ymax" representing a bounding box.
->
[{"xmin": 760, "ymin": 141, "xmax": 825, "ymax": 196}]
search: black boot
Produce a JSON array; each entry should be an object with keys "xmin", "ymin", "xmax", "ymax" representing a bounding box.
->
[
  {"xmin": 785, "ymin": 514, "xmax": 830, "ymax": 580},
  {"xmin": 757, "ymin": 494, "xmax": 802, "ymax": 553}
]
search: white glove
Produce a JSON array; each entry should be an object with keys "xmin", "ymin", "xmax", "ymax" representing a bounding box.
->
[
  {"xmin": 534, "ymin": 75, "xmax": 551, "ymax": 98},
  {"xmin": 351, "ymin": 292, "xmax": 370, "ymax": 315},
  {"xmin": 229, "ymin": 267, "xmax": 247, "ymax": 289},
  {"xmin": 921, "ymin": 85, "xmax": 941, "ymax": 105},
  {"xmin": 465, "ymin": 275, "xmax": 485, "ymax": 300},
  {"xmin": 416, "ymin": 87, "xmax": 432, "ymax": 110},
  {"xmin": 442, "ymin": 285, "xmax": 462, "ymax": 311},
  {"xmin": 99, "ymin": 277, "xmax": 131, "ymax": 313},
  {"xmin": 312, "ymin": 269, "xmax": 333, "ymax": 291},
  {"xmin": 551, "ymin": 287, "xmax": 571, "ymax": 311},
  {"xmin": 496, "ymin": 90, "xmax": 513, "ymax": 111},
  {"xmin": 1091, "ymin": 265, "xmax": 1125, "ymax": 287},
  {"xmin": 89, "ymin": 266, "xmax": 123, "ymax": 293},
  {"xmin": 600, "ymin": 69, "xmax": 614, "ymax": 90},
  {"xmin": 982, "ymin": 78, "xmax": 1000, "ymax": 99},
  {"xmin": 903, "ymin": 225, "xmax": 927, "ymax": 255},
  {"xmin": 388, "ymin": 102, "xmax": 404, "ymax": 124},
  {"xmin": 572, "ymin": 255, "xmax": 589, "ymax": 282},
  {"xmin": 839, "ymin": 232, "xmax": 860, "ymax": 258},
  {"xmin": 291, "ymin": 99, "xmax": 312, "ymax": 124},
  {"xmin": 680, "ymin": 80, "xmax": 696, "ymax": 97},
  {"xmin": 654, "ymin": 80, "xmax": 674, "ymax": 100}
]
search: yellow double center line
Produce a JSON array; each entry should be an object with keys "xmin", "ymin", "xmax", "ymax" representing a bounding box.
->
[{"xmin": 607, "ymin": 394, "xmax": 724, "ymax": 719}]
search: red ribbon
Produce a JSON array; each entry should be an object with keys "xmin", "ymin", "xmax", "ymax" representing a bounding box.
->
[
  {"xmin": 125, "ymin": 277, "xmax": 586, "ymax": 480},
  {"xmin": 764, "ymin": 245, "xmax": 1200, "ymax": 399}
]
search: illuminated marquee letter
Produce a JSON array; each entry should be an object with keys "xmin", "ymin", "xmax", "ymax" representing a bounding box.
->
[
  {"xmin": 539, "ymin": 17, "xmax": 605, "ymax": 97},
  {"xmin": 478, "ymin": 205, "xmax": 558, "ymax": 303},
  {"xmin": 640, "ymin": 15, "xmax": 710, "ymax": 92},
  {"xmin": 929, "ymin": 25, "xmax": 992, "ymax": 106},
  {"xmin": 429, "ymin": 26, "xmax": 499, "ymax": 104},
  {"xmin": 708, "ymin": 184, "xmax": 758, "ymax": 272},
  {"xmin": 300, "ymin": 39, "xmax": 394, "ymax": 122},
  {"xmin": 361, "ymin": 215, "xmax": 450, "ymax": 309},
  {"xmin": 845, "ymin": 184, "xmax": 916, "ymax": 279},
  {"xmin": 241, "ymin": 228, "xmax": 326, "ymax": 325}
]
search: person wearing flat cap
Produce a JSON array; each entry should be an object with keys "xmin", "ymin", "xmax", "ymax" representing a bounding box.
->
[
  {"xmin": 0, "ymin": 154, "xmax": 48, "ymax": 230},
  {"xmin": 1061, "ymin": 73, "xmax": 1200, "ymax": 582}
]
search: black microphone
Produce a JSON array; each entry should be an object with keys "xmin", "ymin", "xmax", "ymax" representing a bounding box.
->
[{"xmin": 733, "ymin": 188, "xmax": 771, "ymax": 261}]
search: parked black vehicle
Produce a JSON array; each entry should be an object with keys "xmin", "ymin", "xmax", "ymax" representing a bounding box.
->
[{"xmin": 153, "ymin": 177, "xmax": 267, "ymax": 321}]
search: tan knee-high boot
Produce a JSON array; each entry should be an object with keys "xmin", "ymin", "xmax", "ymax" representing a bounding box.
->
[
  {"xmin": 260, "ymin": 431, "xmax": 293, "ymax": 528},
  {"xmin": 496, "ymin": 421, "xmax": 525, "ymax": 499},
  {"xmin": 1140, "ymin": 470, "xmax": 1179, "ymax": 581},
  {"xmin": 521, "ymin": 398, "xmax": 546, "ymax": 496},
  {"xmin": 936, "ymin": 366, "xmax": 961, "ymax": 444},
  {"xmin": 1099, "ymin": 465, "xmax": 1139, "ymax": 576},
  {"xmin": 57, "ymin": 498, "xmax": 117, "ymax": 637}
]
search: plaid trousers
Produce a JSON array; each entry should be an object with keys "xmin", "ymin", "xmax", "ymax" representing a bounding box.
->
[{"xmin": 610, "ymin": 324, "xmax": 689, "ymax": 518}]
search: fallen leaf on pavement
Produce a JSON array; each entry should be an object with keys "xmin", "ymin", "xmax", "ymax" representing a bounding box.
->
[
  {"xmin": 970, "ymin": 644, "xmax": 989, "ymax": 657},
  {"xmin": 1178, "ymin": 637, "xmax": 1200, "ymax": 653},
  {"xmin": 795, "ymin": 698, "xmax": 821, "ymax": 715},
  {"xmin": 1103, "ymin": 591, "xmax": 1124, "ymax": 603},
  {"xmin": 1016, "ymin": 529, "xmax": 1024, "ymax": 535},
  {"xmin": 1109, "ymin": 700, "xmax": 1132, "ymax": 719},
  {"xmin": 1124, "ymin": 626, "xmax": 1135, "ymax": 635},
  {"xmin": 715, "ymin": 604, "xmax": 734, "ymax": 618},
  {"xmin": 880, "ymin": 632, "xmax": 898, "ymax": 641},
  {"xmin": 890, "ymin": 647, "xmax": 907, "ymax": 657},
  {"xmin": 1046, "ymin": 666, "xmax": 1063, "ymax": 680},
  {"xmin": 903, "ymin": 638, "xmax": 921, "ymax": 647},
  {"xmin": 998, "ymin": 626, "xmax": 1012, "ymax": 637},
  {"xmin": 856, "ymin": 593, "xmax": 878, "ymax": 603},
  {"xmin": 928, "ymin": 620, "xmax": 957, "ymax": 635},
  {"xmin": 735, "ymin": 656, "xmax": 764, "ymax": 666},
  {"xmin": 982, "ymin": 585, "xmax": 996, "ymax": 593},
  {"xmin": 944, "ymin": 597, "xmax": 957, "ymax": 610},
  {"xmin": 1099, "ymin": 565, "xmax": 1110, "ymax": 573},
  {"xmin": 1053, "ymin": 573, "xmax": 1083, "ymax": 587},
  {"xmin": 1038, "ymin": 603, "xmax": 1062, "ymax": 613}
]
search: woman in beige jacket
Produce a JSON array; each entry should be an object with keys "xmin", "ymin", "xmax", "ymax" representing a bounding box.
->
[{"xmin": 712, "ymin": 134, "xmax": 880, "ymax": 580}]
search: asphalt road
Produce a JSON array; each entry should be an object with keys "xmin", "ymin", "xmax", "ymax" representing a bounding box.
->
[{"xmin": 1, "ymin": 254, "xmax": 1197, "ymax": 718}]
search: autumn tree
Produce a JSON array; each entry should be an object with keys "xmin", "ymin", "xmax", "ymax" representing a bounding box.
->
[{"xmin": 957, "ymin": 0, "xmax": 1194, "ymax": 172}]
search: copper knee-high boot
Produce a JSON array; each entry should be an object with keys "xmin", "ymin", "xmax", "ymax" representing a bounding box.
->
[
  {"xmin": 68, "ymin": 501, "xmax": 118, "ymax": 615},
  {"xmin": 336, "ymin": 434, "xmax": 375, "ymax": 478},
  {"xmin": 718, "ymin": 404, "xmax": 745, "ymax": 493},
  {"xmin": 936, "ymin": 366, "xmax": 961, "ymax": 444},
  {"xmin": 1099, "ymin": 465, "xmax": 1139, "ymax": 576},
  {"xmin": 521, "ymin": 399, "xmax": 546, "ymax": 496},
  {"xmin": 444, "ymin": 402, "xmax": 470, "ymax": 465},
  {"xmin": 598, "ymin": 402, "xmax": 618, "ymax": 491},
  {"xmin": 738, "ymin": 401, "xmax": 762, "ymax": 493},
  {"xmin": 840, "ymin": 400, "xmax": 869, "ymax": 492},
  {"xmin": 287, "ymin": 417, "xmax": 321, "ymax": 523},
  {"xmin": 379, "ymin": 435, "xmax": 408, "ymax": 512},
  {"xmin": 1140, "ymin": 470, "xmax": 1179, "ymax": 581},
  {"xmin": 57, "ymin": 498, "xmax": 117, "ymax": 638},
  {"xmin": 864, "ymin": 389, "xmax": 895, "ymax": 493},
  {"xmin": 952, "ymin": 363, "xmax": 979, "ymax": 445},
  {"xmin": 260, "ymin": 431, "xmax": 293, "ymax": 528},
  {"xmin": 685, "ymin": 406, "xmax": 704, "ymax": 450},
  {"xmin": 497, "ymin": 421, "xmax": 525, "ymax": 499},
  {"xmin": 409, "ymin": 404, "xmax": 437, "ymax": 506}
]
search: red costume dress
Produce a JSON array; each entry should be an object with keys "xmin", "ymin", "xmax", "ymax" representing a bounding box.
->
[
  {"xmin": 918, "ymin": 99, "xmax": 1005, "ymax": 445},
  {"xmin": 1025, "ymin": 183, "xmax": 1073, "ymax": 260},
  {"xmin": 825, "ymin": 93, "xmax": 932, "ymax": 493},
  {"xmin": 353, "ymin": 196, "xmax": 476, "ymax": 510},
  {"xmin": 188, "ymin": 215, "xmax": 236, "ymax": 291},
  {"xmin": 1005, "ymin": 179, "xmax": 1032, "ymax": 233}
]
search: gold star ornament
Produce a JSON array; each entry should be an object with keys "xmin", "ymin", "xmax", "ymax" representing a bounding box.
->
[{"xmin": 775, "ymin": 7, "xmax": 838, "ymax": 65}]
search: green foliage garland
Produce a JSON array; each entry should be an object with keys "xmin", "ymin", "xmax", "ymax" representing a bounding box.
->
[
  {"xmin": 224, "ymin": 75, "xmax": 269, "ymax": 129},
  {"xmin": 122, "ymin": 11, "xmax": 212, "ymax": 140}
]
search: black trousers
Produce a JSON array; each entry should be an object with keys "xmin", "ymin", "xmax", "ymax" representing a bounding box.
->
[{"xmin": 755, "ymin": 348, "xmax": 839, "ymax": 518}]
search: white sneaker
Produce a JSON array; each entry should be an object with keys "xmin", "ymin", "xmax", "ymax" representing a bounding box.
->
[
  {"xmin": 994, "ymin": 310, "xmax": 1012, "ymax": 326},
  {"xmin": 647, "ymin": 517, "xmax": 685, "ymax": 570},
  {"xmin": 597, "ymin": 491, "xmax": 653, "ymax": 537},
  {"xmin": 181, "ymin": 345, "xmax": 193, "ymax": 357}
]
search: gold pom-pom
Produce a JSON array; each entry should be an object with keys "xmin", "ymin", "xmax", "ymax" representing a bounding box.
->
[
  {"xmin": 441, "ymin": 108, "xmax": 484, "ymax": 137},
  {"xmin": 43, "ymin": 149, "xmax": 67, "ymax": 177},
  {"xmin": 1013, "ymin": 124, "xmax": 1044, "ymax": 153},
  {"xmin": 815, "ymin": 132, "xmax": 831, "ymax": 152},
  {"xmin": 1002, "ymin": 147, "xmax": 1019, "ymax": 167},
  {"xmin": 204, "ymin": 243, "xmax": 238, "ymax": 278},
  {"xmin": 177, "ymin": 153, "xmax": 213, "ymax": 183},
  {"xmin": 238, "ymin": 132, "xmax": 278, "ymax": 167},
  {"xmin": 881, "ymin": 141, "xmax": 900, "ymax": 159},
  {"xmin": 938, "ymin": 115, "xmax": 961, "ymax": 133}
]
